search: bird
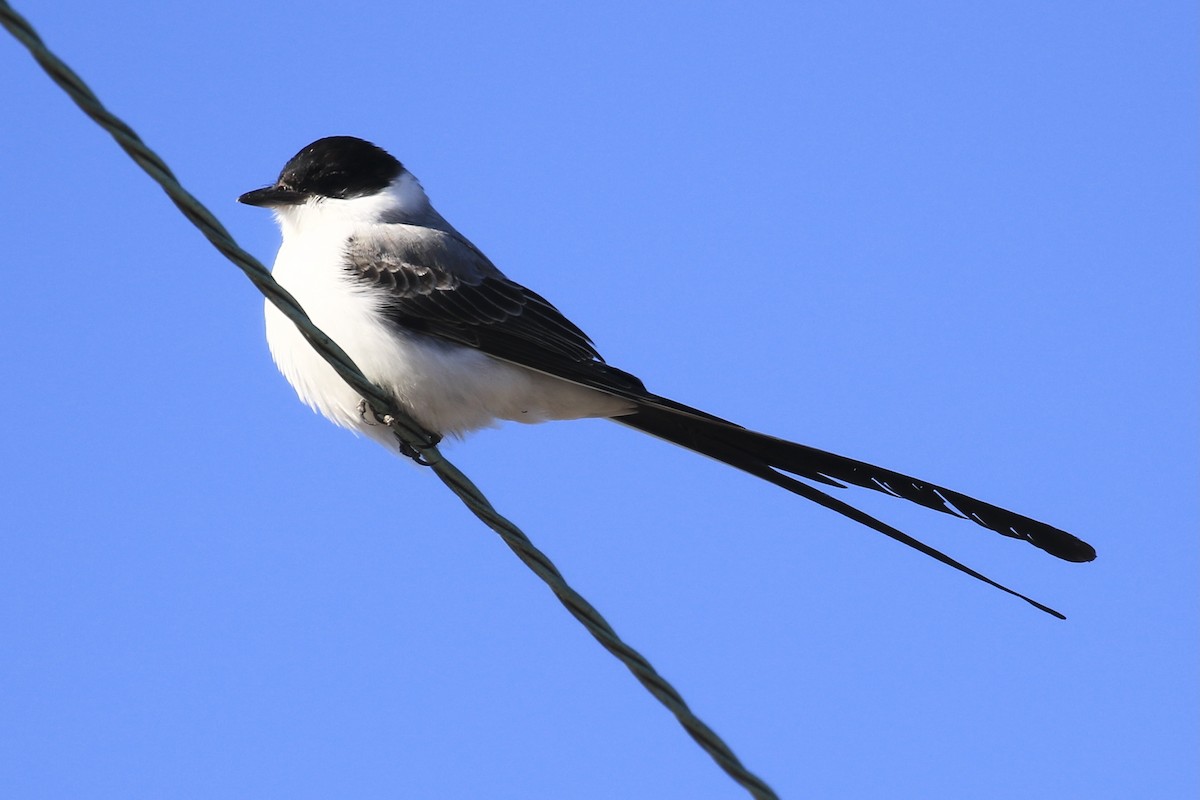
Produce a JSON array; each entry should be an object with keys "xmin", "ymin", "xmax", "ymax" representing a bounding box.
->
[{"xmin": 239, "ymin": 135, "xmax": 1095, "ymax": 618}]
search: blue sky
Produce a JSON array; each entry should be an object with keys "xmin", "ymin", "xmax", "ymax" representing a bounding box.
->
[{"xmin": 3, "ymin": 2, "xmax": 1196, "ymax": 798}]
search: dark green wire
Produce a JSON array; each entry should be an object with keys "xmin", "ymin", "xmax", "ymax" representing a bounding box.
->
[{"xmin": 0, "ymin": 4, "xmax": 783, "ymax": 798}]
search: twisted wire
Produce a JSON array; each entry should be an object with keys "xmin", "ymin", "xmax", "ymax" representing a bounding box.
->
[{"xmin": 1, "ymin": 4, "xmax": 782, "ymax": 798}]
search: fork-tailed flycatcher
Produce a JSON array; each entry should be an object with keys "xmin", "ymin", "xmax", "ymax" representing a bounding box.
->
[{"xmin": 239, "ymin": 136, "xmax": 1095, "ymax": 618}]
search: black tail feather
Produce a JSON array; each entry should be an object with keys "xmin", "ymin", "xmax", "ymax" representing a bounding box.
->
[
  {"xmin": 616, "ymin": 400, "xmax": 1094, "ymax": 618},
  {"xmin": 620, "ymin": 399, "xmax": 1095, "ymax": 562}
]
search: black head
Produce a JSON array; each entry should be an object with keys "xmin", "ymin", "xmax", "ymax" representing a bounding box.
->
[{"xmin": 239, "ymin": 136, "xmax": 404, "ymax": 207}]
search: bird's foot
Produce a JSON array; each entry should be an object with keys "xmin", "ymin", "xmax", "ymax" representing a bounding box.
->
[
  {"xmin": 357, "ymin": 400, "xmax": 442, "ymax": 466},
  {"xmin": 357, "ymin": 399, "xmax": 385, "ymax": 425},
  {"xmin": 395, "ymin": 428, "xmax": 442, "ymax": 466}
]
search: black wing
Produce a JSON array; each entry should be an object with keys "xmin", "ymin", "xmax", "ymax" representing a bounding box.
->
[{"xmin": 346, "ymin": 227, "xmax": 648, "ymax": 394}]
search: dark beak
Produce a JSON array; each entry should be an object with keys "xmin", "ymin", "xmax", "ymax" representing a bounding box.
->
[{"xmin": 237, "ymin": 185, "xmax": 307, "ymax": 207}]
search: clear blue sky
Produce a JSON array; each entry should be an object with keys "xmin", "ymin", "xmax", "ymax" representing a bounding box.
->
[{"xmin": 3, "ymin": 3, "xmax": 1196, "ymax": 798}]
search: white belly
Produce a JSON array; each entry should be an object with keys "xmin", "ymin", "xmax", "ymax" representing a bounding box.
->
[{"xmin": 264, "ymin": 240, "xmax": 631, "ymax": 450}]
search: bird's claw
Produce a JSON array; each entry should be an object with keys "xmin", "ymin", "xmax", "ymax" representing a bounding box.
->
[
  {"xmin": 396, "ymin": 435, "xmax": 440, "ymax": 466},
  {"xmin": 395, "ymin": 428, "xmax": 442, "ymax": 466},
  {"xmin": 357, "ymin": 399, "xmax": 383, "ymax": 425},
  {"xmin": 357, "ymin": 400, "xmax": 441, "ymax": 466}
]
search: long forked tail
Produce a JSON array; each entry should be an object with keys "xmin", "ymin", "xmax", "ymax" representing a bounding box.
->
[{"xmin": 614, "ymin": 398, "xmax": 1095, "ymax": 619}]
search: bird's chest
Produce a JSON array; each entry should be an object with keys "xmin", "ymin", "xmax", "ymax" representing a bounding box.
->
[{"xmin": 263, "ymin": 236, "xmax": 393, "ymax": 427}]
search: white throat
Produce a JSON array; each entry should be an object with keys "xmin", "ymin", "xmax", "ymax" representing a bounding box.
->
[{"xmin": 273, "ymin": 171, "xmax": 430, "ymax": 241}]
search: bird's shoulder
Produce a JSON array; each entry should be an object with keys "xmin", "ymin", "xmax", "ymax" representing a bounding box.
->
[
  {"xmin": 344, "ymin": 223, "xmax": 499, "ymax": 294},
  {"xmin": 342, "ymin": 223, "xmax": 625, "ymax": 374}
]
